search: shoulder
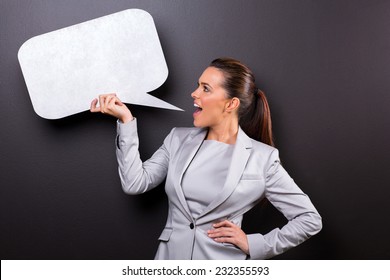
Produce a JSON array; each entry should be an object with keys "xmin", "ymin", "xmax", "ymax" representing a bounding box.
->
[
  {"xmin": 250, "ymin": 138, "xmax": 277, "ymax": 155},
  {"xmin": 249, "ymin": 138, "xmax": 279, "ymax": 167},
  {"xmin": 237, "ymin": 127, "xmax": 280, "ymax": 170},
  {"xmin": 237, "ymin": 127, "xmax": 277, "ymax": 156},
  {"xmin": 246, "ymin": 138, "xmax": 282, "ymax": 179}
]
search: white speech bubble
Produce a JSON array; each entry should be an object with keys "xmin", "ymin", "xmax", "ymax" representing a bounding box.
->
[{"xmin": 17, "ymin": 9, "xmax": 182, "ymax": 119}]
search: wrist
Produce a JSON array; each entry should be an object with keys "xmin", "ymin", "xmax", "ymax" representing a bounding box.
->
[{"xmin": 120, "ymin": 114, "xmax": 134, "ymax": 124}]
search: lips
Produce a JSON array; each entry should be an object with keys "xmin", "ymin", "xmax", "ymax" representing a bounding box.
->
[{"xmin": 193, "ymin": 103, "xmax": 202, "ymax": 117}]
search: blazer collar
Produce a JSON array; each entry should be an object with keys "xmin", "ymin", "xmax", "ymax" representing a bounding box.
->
[
  {"xmin": 197, "ymin": 127, "xmax": 252, "ymax": 220},
  {"xmin": 173, "ymin": 127, "xmax": 208, "ymax": 221},
  {"xmin": 173, "ymin": 127, "xmax": 253, "ymax": 222}
]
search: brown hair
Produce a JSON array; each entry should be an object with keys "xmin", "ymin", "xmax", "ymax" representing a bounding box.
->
[{"xmin": 210, "ymin": 57, "xmax": 275, "ymax": 146}]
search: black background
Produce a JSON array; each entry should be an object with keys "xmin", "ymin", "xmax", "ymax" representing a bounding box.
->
[{"xmin": 1, "ymin": 0, "xmax": 389, "ymax": 259}]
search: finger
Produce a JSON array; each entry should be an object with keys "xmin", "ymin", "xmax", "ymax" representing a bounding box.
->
[
  {"xmin": 208, "ymin": 222, "xmax": 249, "ymax": 254},
  {"xmin": 208, "ymin": 227, "xmax": 234, "ymax": 237},
  {"xmin": 212, "ymin": 236, "xmax": 235, "ymax": 244},
  {"xmin": 104, "ymin": 95, "xmax": 114, "ymax": 112},
  {"xmin": 209, "ymin": 230, "xmax": 245, "ymax": 250},
  {"xmin": 108, "ymin": 96, "xmax": 120, "ymax": 114},
  {"xmin": 109, "ymin": 96, "xmax": 117, "ymax": 106},
  {"xmin": 99, "ymin": 95, "xmax": 107, "ymax": 113},
  {"xmin": 90, "ymin": 98, "xmax": 99, "ymax": 112},
  {"xmin": 115, "ymin": 97, "xmax": 124, "ymax": 106},
  {"xmin": 112, "ymin": 96, "xmax": 126, "ymax": 110},
  {"xmin": 102, "ymin": 93, "xmax": 118, "ymax": 113},
  {"xmin": 213, "ymin": 220, "xmax": 235, "ymax": 228}
]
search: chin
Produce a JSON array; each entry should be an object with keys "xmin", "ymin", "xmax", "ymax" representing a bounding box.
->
[{"xmin": 193, "ymin": 119, "xmax": 205, "ymax": 128}]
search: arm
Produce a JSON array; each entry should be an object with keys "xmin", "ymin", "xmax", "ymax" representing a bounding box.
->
[
  {"xmin": 246, "ymin": 149, "xmax": 323, "ymax": 259},
  {"xmin": 207, "ymin": 149, "xmax": 322, "ymax": 258},
  {"xmin": 116, "ymin": 119, "xmax": 171, "ymax": 194},
  {"xmin": 90, "ymin": 93, "xmax": 171, "ymax": 194}
]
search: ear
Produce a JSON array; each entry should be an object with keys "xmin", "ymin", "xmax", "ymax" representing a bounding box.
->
[{"xmin": 225, "ymin": 97, "xmax": 240, "ymax": 112}]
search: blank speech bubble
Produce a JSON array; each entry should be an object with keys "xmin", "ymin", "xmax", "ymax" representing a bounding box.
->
[{"xmin": 18, "ymin": 9, "xmax": 182, "ymax": 119}]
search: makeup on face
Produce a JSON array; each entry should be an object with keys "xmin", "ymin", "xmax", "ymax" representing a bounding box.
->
[{"xmin": 191, "ymin": 67, "xmax": 230, "ymax": 128}]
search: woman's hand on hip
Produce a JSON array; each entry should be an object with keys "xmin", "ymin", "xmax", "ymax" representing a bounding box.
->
[
  {"xmin": 207, "ymin": 220, "xmax": 249, "ymax": 255},
  {"xmin": 90, "ymin": 93, "xmax": 133, "ymax": 123}
]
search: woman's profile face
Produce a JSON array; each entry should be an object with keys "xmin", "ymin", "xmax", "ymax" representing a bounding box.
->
[{"xmin": 191, "ymin": 67, "xmax": 230, "ymax": 128}]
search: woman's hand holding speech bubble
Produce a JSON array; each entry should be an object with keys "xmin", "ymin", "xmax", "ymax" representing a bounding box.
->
[{"xmin": 90, "ymin": 94, "xmax": 134, "ymax": 123}]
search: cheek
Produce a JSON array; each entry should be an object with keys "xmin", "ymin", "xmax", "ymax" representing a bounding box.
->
[
  {"xmin": 206, "ymin": 104, "xmax": 226, "ymax": 120},
  {"xmin": 208, "ymin": 106, "xmax": 223, "ymax": 117},
  {"xmin": 202, "ymin": 98, "xmax": 225, "ymax": 115}
]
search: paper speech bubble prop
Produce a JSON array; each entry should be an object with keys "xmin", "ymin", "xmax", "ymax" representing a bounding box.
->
[{"xmin": 18, "ymin": 9, "xmax": 182, "ymax": 119}]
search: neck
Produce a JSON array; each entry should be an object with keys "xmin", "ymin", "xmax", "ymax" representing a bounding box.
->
[{"xmin": 206, "ymin": 117, "xmax": 239, "ymax": 144}]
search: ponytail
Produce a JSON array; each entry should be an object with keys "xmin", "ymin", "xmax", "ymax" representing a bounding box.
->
[{"xmin": 240, "ymin": 89, "xmax": 275, "ymax": 147}]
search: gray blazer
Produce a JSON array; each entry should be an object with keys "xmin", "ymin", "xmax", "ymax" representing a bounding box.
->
[{"xmin": 116, "ymin": 119, "xmax": 322, "ymax": 260}]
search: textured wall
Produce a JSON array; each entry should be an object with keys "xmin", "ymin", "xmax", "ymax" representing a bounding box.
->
[{"xmin": 1, "ymin": 0, "xmax": 389, "ymax": 259}]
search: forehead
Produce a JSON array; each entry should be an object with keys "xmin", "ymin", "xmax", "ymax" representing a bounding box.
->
[{"xmin": 199, "ymin": 67, "xmax": 225, "ymax": 87}]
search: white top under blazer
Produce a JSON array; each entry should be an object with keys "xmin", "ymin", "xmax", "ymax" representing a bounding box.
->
[{"xmin": 115, "ymin": 119, "xmax": 322, "ymax": 260}]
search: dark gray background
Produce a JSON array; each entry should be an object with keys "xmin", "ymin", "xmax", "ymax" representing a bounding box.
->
[{"xmin": 1, "ymin": 0, "xmax": 389, "ymax": 259}]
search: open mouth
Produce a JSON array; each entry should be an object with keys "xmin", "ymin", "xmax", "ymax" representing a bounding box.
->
[{"xmin": 193, "ymin": 103, "xmax": 202, "ymax": 117}]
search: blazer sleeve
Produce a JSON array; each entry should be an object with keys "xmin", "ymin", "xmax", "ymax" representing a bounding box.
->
[
  {"xmin": 246, "ymin": 149, "xmax": 322, "ymax": 259},
  {"xmin": 116, "ymin": 118, "xmax": 173, "ymax": 195}
]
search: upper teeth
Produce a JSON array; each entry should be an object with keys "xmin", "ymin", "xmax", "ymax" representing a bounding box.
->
[{"xmin": 194, "ymin": 104, "xmax": 201, "ymax": 108}]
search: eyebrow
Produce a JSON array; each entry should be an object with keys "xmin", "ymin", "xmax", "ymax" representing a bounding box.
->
[{"xmin": 198, "ymin": 81, "xmax": 213, "ymax": 89}]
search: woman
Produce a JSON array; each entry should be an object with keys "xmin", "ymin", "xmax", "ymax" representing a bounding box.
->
[{"xmin": 90, "ymin": 57, "xmax": 322, "ymax": 259}]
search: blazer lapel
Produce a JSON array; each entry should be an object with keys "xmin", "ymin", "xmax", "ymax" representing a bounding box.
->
[
  {"xmin": 197, "ymin": 127, "xmax": 252, "ymax": 220},
  {"xmin": 173, "ymin": 128, "xmax": 208, "ymax": 221}
]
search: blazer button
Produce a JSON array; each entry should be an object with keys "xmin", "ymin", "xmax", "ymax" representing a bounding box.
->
[{"xmin": 189, "ymin": 223, "xmax": 194, "ymax": 229}]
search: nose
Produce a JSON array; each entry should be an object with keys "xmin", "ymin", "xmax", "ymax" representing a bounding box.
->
[{"xmin": 191, "ymin": 88, "xmax": 199, "ymax": 99}]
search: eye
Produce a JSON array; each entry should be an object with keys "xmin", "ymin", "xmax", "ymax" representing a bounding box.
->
[{"xmin": 196, "ymin": 82, "xmax": 210, "ymax": 93}]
